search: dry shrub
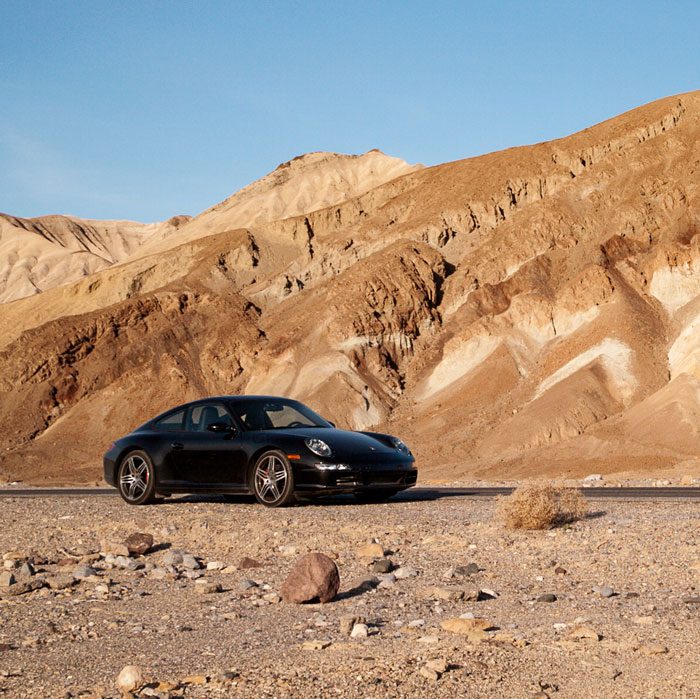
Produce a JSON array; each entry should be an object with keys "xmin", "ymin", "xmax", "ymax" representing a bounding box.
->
[{"xmin": 498, "ymin": 483, "xmax": 588, "ymax": 530}]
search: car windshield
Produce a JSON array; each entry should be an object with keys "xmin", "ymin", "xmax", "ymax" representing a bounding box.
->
[{"xmin": 230, "ymin": 398, "xmax": 331, "ymax": 431}]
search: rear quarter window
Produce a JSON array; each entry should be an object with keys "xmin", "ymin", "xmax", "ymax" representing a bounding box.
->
[{"xmin": 154, "ymin": 409, "xmax": 185, "ymax": 432}]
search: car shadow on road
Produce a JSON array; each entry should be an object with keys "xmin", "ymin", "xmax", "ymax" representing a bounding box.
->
[{"xmin": 158, "ymin": 488, "xmax": 497, "ymax": 507}]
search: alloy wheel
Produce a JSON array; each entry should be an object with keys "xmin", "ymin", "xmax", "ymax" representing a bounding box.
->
[
  {"xmin": 254, "ymin": 454, "xmax": 289, "ymax": 504},
  {"xmin": 119, "ymin": 454, "xmax": 150, "ymax": 502}
]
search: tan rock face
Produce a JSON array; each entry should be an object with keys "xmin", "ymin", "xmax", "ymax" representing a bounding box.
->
[
  {"xmin": 4, "ymin": 95, "xmax": 700, "ymax": 483},
  {"xmin": 280, "ymin": 552, "xmax": 340, "ymax": 604}
]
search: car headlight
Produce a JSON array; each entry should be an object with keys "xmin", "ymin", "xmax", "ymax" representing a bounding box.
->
[
  {"xmin": 390, "ymin": 436, "xmax": 411, "ymax": 455},
  {"xmin": 305, "ymin": 438, "xmax": 332, "ymax": 457}
]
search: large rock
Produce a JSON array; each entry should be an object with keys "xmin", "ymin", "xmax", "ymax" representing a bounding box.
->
[
  {"xmin": 116, "ymin": 665, "xmax": 144, "ymax": 693},
  {"xmin": 124, "ymin": 533, "xmax": 154, "ymax": 556},
  {"xmin": 281, "ymin": 552, "xmax": 340, "ymax": 604}
]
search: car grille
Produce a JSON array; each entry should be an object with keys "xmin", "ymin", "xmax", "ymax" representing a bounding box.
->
[{"xmin": 336, "ymin": 470, "xmax": 417, "ymax": 487}]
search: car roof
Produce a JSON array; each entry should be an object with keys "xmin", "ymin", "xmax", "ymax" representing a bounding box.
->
[
  {"xmin": 156, "ymin": 395, "xmax": 298, "ymax": 413},
  {"xmin": 142, "ymin": 396, "xmax": 302, "ymax": 428},
  {"xmin": 195, "ymin": 395, "xmax": 296, "ymax": 404}
]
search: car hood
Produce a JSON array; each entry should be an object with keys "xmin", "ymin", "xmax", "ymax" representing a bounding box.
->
[{"xmin": 255, "ymin": 427, "xmax": 398, "ymax": 456}]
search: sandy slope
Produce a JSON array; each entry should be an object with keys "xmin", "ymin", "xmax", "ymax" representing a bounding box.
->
[
  {"xmin": 0, "ymin": 214, "xmax": 188, "ymax": 303},
  {"xmin": 2, "ymin": 93, "xmax": 700, "ymax": 483}
]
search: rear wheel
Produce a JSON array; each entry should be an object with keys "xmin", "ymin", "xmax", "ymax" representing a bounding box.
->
[
  {"xmin": 117, "ymin": 451, "xmax": 157, "ymax": 505},
  {"xmin": 252, "ymin": 450, "xmax": 296, "ymax": 507},
  {"xmin": 355, "ymin": 489, "xmax": 399, "ymax": 504}
]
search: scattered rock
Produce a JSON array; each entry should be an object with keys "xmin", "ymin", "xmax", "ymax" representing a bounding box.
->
[
  {"xmin": 194, "ymin": 580, "xmax": 221, "ymax": 594},
  {"xmin": 113, "ymin": 556, "xmax": 143, "ymax": 571},
  {"xmin": 281, "ymin": 552, "xmax": 340, "ymax": 604},
  {"xmin": 441, "ymin": 617, "xmax": 491, "ymax": 637},
  {"xmin": 377, "ymin": 573, "xmax": 396, "ymax": 589},
  {"xmin": 370, "ymin": 558, "xmax": 393, "ymax": 574},
  {"xmin": 592, "ymin": 586, "xmax": 615, "ymax": 598},
  {"xmin": 18, "ymin": 562, "xmax": 35, "ymax": 577},
  {"xmin": 479, "ymin": 587, "xmax": 498, "ymax": 600},
  {"xmin": 181, "ymin": 553, "xmax": 200, "ymax": 570},
  {"xmin": 73, "ymin": 564, "xmax": 96, "ymax": 579},
  {"xmin": 238, "ymin": 557, "xmax": 263, "ymax": 569},
  {"xmin": 350, "ymin": 623, "xmax": 369, "ymax": 639},
  {"xmin": 583, "ymin": 474, "xmax": 603, "ymax": 483},
  {"xmin": 356, "ymin": 543, "xmax": 384, "ymax": 559},
  {"xmin": 537, "ymin": 593, "xmax": 557, "ymax": 603},
  {"xmin": 301, "ymin": 640, "xmax": 331, "ymax": 651},
  {"xmin": 567, "ymin": 624, "xmax": 601, "ymax": 642},
  {"xmin": 149, "ymin": 568, "xmax": 169, "ymax": 580},
  {"xmin": 116, "ymin": 665, "xmax": 144, "ymax": 693},
  {"xmin": 394, "ymin": 567, "xmax": 418, "ymax": 579},
  {"xmin": 340, "ymin": 615, "xmax": 365, "ymax": 635},
  {"xmin": 681, "ymin": 596, "xmax": 700, "ymax": 604},
  {"xmin": 1, "ymin": 579, "xmax": 45, "ymax": 596},
  {"xmin": 124, "ymin": 532, "xmax": 154, "ymax": 556},
  {"xmin": 206, "ymin": 561, "xmax": 226, "ymax": 571},
  {"xmin": 422, "ymin": 586, "xmax": 470, "ymax": 602},
  {"xmin": 162, "ymin": 550, "xmax": 184, "ymax": 567},
  {"xmin": 420, "ymin": 658, "xmax": 448, "ymax": 680},
  {"xmin": 182, "ymin": 675, "xmax": 208, "ymax": 685},
  {"xmin": 46, "ymin": 574, "xmax": 76, "ymax": 590},
  {"xmin": 0, "ymin": 571, "xmax": 15, "ymax": 587}
]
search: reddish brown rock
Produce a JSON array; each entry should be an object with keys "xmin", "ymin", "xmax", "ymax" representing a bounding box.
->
[
  {"xmin": 124, "ymin": 533, "xmax": 154, "ymax": 557},
  {"xmin": 281, "ymin": 553, "xmax": 340, "ymax": 604}
]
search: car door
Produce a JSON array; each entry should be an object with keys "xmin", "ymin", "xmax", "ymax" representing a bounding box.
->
[
  {"xmin": 176, "ymin": 403, "xmax": 248, "ymax": 489},
  {"xmin": 152, "ymin": 408, "xmax": 188, "ymax": 486}
]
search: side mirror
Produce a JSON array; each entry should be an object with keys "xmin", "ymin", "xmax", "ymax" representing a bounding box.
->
[{"xmin": 207, "ymin": 422, "xmax": 236, "ymax": 434}]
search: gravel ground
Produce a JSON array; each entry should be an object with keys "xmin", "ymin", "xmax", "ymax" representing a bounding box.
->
[{"xmin": 0, "ymin": 493, "xmax": 699, "ymax": 698}]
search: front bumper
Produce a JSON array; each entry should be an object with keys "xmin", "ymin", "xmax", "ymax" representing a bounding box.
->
[{"xmin": 294, "ymin": 455, "xmax": 417, "ymax": 493}]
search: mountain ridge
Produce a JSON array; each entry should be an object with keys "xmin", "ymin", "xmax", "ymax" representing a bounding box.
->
[{"xmin": 1, "ymin": 91, "xmax": 700, "ymax": 484}]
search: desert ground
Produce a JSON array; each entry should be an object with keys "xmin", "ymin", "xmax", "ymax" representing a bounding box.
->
[{"xmin": 1, "ymin": 490, "xmax": 699, "ymax": 698}]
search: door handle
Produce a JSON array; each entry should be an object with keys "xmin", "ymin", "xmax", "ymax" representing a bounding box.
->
[{"xmin": 171, "ymin": 442, "xmax": 184, "ymax": 450}]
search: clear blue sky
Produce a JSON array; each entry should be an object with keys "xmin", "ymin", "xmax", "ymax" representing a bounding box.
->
[{"xmin": 1, "ymin": 1, "xmax": 698, "ymax": 222}]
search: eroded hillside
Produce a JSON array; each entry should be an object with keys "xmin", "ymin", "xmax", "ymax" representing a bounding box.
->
[{"xmin": 2, "ymin": 93, "xmax": 700, "ymax": 483}]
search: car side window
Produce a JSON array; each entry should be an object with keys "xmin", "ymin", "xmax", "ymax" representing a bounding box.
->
[
  {"xmin": 155, "ymin": 409, "xmax": 185, "ymax": 432},
  {"xmin": 187, "ymin": 404, "xmax": 233, "ymax": 432}
]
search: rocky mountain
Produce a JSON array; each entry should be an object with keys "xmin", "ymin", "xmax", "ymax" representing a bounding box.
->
[
  {"xmin": 1, "ymin": 94, "xmax": 700, "ymax": 484},
  {"xmin": 0, "ymin": 213, "xmax": 189, "ymax": 303}
]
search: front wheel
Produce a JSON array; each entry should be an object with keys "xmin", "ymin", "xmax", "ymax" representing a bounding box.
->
[
  {"xmin": 117, "ymin": 451, "xmax": 157, "ymax": 505},
  {"xmin": 355, "ymin": 489, "xmax": 399, "ymax": 504},
  {"xmin": 251, "ymin": 451, "xmax": 296, "ymax": 507}
]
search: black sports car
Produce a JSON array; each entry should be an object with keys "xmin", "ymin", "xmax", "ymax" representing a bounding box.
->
[{"xmin": 103, "ymin": 396, "xmax": 417, "ymax": 507}]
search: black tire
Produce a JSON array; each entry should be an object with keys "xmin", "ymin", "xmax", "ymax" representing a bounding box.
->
[
  {"xmin": 117, "ymin": 450, "xmax": 157, "ymax": 505},
  {"xmin": 251, "ymin": 450, "xmax": 296, "ymax": 507},
  {"xmin": 354, "ymin": 489, "xmax": 399, "ymax": 504}
]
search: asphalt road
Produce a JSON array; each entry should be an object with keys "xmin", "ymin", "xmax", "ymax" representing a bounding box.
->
[{"xmin": 0, "ymin": 486, "xmax": 699, "ymax": 500}]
